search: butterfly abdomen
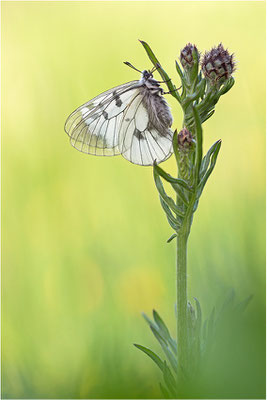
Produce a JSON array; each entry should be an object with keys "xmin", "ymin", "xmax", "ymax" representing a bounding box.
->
[
  {"xmin": 141, "ymin": 90, "xmax": 173, "ymax": 136},
  {"xmin": 154, "ymin": 95, "xmax": 173, "ymax": 128}
]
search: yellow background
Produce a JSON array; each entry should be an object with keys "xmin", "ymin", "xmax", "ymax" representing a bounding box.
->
[{"xmin": 2, "ymin": 1, "xmax": 265, "ymax": 398}]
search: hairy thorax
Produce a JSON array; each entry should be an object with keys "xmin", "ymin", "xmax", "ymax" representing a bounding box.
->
[{"xmin": 140, "ymin": 84, "xmax": 173, "ymax": 136}]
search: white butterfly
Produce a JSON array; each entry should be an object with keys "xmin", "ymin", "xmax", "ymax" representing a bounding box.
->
[{"xmin": 64, "ymin": 63, "xmax": 174, "ymax": 166}]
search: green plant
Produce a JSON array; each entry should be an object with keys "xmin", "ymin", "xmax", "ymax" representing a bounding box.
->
[{"xmin": 133, "ymin": 41, "xmax": 241, "ymax": 398}]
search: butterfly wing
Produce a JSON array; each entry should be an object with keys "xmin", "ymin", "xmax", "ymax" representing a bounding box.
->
[
  {"xmin": 118, "ymin": 95, "xmax": 173, "ymax": 166},
  {"xmin": 64, "ymin": 81, "xmax": 140, "ymax": 156}
]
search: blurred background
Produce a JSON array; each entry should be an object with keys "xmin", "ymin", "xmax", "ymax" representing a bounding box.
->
[{"xmin": 2, "ymin": 1, "xmax": 265, "ymax": 399}]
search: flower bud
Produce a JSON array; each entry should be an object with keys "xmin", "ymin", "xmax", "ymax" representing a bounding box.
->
[
  {"xmin": 176, "ymin": 128, "xmax": 195, "ymax": 183},
  {"xmin": 180, "ymin": 43, "xmax": 200, "ymax": 69},
  {"xmin": 178, "ymin": 128, "xmax": 194, "ymax": 149},
  {"xmin": 201, "ymin": 43, "xmax": 235, "ymax": 86}
]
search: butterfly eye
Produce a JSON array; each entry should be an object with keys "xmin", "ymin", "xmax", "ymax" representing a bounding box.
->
[{"xmin": 143, "ymin": 70, "xmax": 152, "ymax": 80}]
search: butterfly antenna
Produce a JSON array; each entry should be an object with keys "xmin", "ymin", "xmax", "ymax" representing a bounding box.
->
[{"xmin": 124, "ymin": 62, "xmax": 142, "ymax": 73}]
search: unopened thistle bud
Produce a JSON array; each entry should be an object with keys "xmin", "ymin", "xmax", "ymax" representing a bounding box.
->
[
  {"xmin": 178, "ymin": 128, "xmax": 194, "ymax": 150},
  {"xmin": 177, "ymin": 128, "xmax": 194, "ymax": 182},
  {"xmin": 180, "ymin": 43, "xmax": 200, "ymax": 70},
  {"xmin": 201, "ymin": 43, "xmax": 235, "ymax": 87}
]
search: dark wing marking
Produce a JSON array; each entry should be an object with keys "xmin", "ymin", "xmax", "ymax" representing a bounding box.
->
[{"xmin": 118, "ymin": 98, "xmax": 173, "ymax": 166}]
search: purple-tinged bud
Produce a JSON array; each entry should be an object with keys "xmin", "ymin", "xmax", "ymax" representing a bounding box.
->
[
  {"xmin": 178, "ymin": 128, "xmax": 194, "ymax": 149},
  {"xmin": 176, "ymin": 128, "xmax": 195, "ymax": 182},
  {"xmin": 201, "ymin": 43, "xmax": 235, "ymax": 86},
  {"xmin": 180, "ymin": 43, "xmax": 200, "ymax": 69}
]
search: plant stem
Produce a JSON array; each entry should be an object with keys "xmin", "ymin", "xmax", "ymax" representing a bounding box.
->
[
  {"xmin": 176, "ymin": 189, "xmax": 197, "ymax": 383},
  {"xmin": 176, "ymin": 229, "xmax": 188, "ymax": 378}
]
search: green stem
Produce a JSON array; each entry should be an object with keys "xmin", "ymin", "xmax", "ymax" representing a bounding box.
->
[
  {"xmin": 176, "ymin": 229, "xmax": 188, "ymax": 378},
  {"xmin": 176, "ymin": 191, "xmax": 196, "ymax": 380}
]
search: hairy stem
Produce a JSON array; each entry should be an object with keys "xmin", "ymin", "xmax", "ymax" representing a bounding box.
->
[
  {"xmin": 176, "ymin": 229, "xmax": 188, "ymax": 378},
  {"xmin": 176, "ymin": 189, "xmax": 196, "ymax": 381}
]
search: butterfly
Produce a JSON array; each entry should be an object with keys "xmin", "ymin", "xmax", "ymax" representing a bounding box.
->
[{"xmin": 64, "ymin": 63, "xmax": 174, "ymax": 166}]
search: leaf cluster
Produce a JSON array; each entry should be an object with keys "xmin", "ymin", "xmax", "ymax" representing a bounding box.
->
[
  {"xmin": 139, "ymin": 41, "xmax": 230, "ymax": 237},
  {"xmin": 135, "ymin": 292, "xmax": 252, "ymax": 398},
  {"xmin": 153, "ymin": 118, "xmax": 221, "ymax": 239}
]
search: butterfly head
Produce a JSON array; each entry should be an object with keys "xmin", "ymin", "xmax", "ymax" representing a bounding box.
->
[
  {"xmin": 123, "ymin": 62, "xmax": 161, "ymax": 89},
  {"xmin": 142, "ymin": 70, "xmax": 153, "ymax": 80},
  {"xmin": 140, "ymin": 70, "xmax": 162, "ymax": 91},
  {"xmin": 124, "ymin": 62, "xmax": 156, "ymax": 80}
]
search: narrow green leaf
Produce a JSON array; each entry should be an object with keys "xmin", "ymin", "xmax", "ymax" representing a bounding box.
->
[
  {"xmin": 150, "ymin": 325, "xmax": 177, "ymax": 373},
  {"xmin": 159, "ymin": 383, "xmax": 171, "ymax": 399},
  {"xmin": 219, "ymin": 77, "xmax": 235, "ymax": 96},
  {"xmin": 198, "ymin": 140, "xmax": 221, "ymax": 190},
  {"xmin": 142, "ymin": 312, "xmax": 154, "ymax": 327},
  {"xmin": 182, "ymin": 93, "xmax": 199, "ymax": 111},
  {"xmin": 196, "ymin": 89, "xmax": 213, "ymax": 115},
  {"xmin": 134, "ymin": 344, "xmax": 165, "ymax": 373},
  {"xmin": 194, "ymin": 297, "xmax": 202, "ymax": 330},
  {"xmin": 153, "ymin": 310, "xmax": 171, "ymax": 340},
  {"xmin": 154, "ymin": 161, "xmax": 192, "ymax": 192},
  {"xmin": 167, "ymin": 233, "xmax": 177, "ymax": 243},
  {"xmin": 175, "ymin": 60, "xmax": 185, "ymax": 81},
  {"xmin": 187, "ymin": 301, "xmax": 196, "ymax": 349},
  {"xmin": 194, "ymin": 297, "xmax": 202, "ymax": 355},
  {"xmin": 175, "ymin": 60, "xmax": 187, "ymax": 98},
  {"xmin": 135, "ymin": 338, "xmax": 176, "ymax": 396},
  {"xmin": 200, "ymin": 109, "xmax": 215, "ymax": 124},
  {"xmin": 160, "ymin": 201, "xmax": 181, "ymax": 231},
  {"xmin": 140, "ymin": 40, "xmax": 181, "ymax": 103},
  {"xmin": 154, "ymin": 163, "xmax": 190, "ymax": 206},
  {"xmin": 182, "ymin": 80, "xmax": 206, "ymax": 110},
  {"xmin": 153, "ymin": 310, "xmax": 177, "ymax": 356},
  {"xmin": 199, "ymin": 77, "xmax": 206, "ymax": 99},
  {"xmin": 163, "ymin": 361, "xmax": 177, "ymax": 397},
  {"xmin": 199, "ymin": 139, "xmax": 221, "ymax": 180},
  {"xmin": 149, "ymin": 323, "xmax": 167, "ymax": 345},
  {"xmin": 153, "ymin": 167, "xmax": 185, "ymax": 218},
  {"xmin": 142, "ymin": 313, "xmax": 177, "ymax": 356},
  {"xmin": 171, "ymin": 183, "xmax": 189, "ymax": 206},
  {"xmin": 159, "ymin": 197, "xmax": 181, "ymax": 231},
  {"xmin": 193, "ymin": 198, "xmax": 199, "ymax": 213},
  {"xmin": 192, "ymin": 105, "xmax": 203, "ymax": 183}
]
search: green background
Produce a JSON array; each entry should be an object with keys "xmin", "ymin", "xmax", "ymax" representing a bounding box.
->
[{"xmin": 2, "ymin": 1, "xmax": 265, "ymax": 398}]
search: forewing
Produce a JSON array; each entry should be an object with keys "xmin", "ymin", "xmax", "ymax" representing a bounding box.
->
[
  {"xmin": 119, "ymin": 98, "xmax": 173, "ymax": 166},
  {"xmin": 64, "ymin": 81, "xmax": 140, "ymax": 156}
]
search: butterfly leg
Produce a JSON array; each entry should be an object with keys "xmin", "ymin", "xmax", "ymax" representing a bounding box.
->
[
  {"xmin": 163, "ymin": 86, "xmax": 182, "ymax": 95},
  {"xmin": 157, "ymin": 78, "xmax": 172, "ymax": 84}
]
